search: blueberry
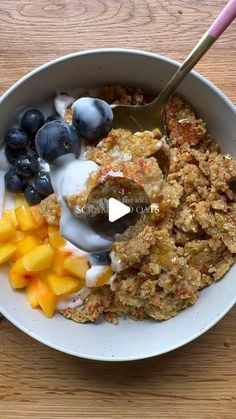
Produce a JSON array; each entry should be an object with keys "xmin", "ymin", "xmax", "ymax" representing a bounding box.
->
[
  {"xmin": 21, "ymin": 109, "xmax": 45, "ymax": 136},
  {"xmin": 35, "ymin": 120, "xmax": 81, "ymax": 163},
  {"xmin": 72, "ymin": 97, "xmax": 113, "ymax": 142},
  {"xmin": 35, "ymin": 171, "xmax": 53, "ymax": 197},
  {"xmin": 15, "ymin": 154, "xmax": 40, "ymax": 177},
  {"xmin": 24, "ymin": 185, "xmax": 42, "ymax": 205},
  {"xmin": 45, "ymin": 113, "xmax": 60, "ymax": 123},
  {"xmin": 4, "ymin": 169, "xmax": 26, "ymax": 193},
  {"xmin": 90, "ymin": 251, "xmax": 111, "ymax": 264},
  {"xmin": 5, "ymin": 146, "xmax": 27, "ymax": 165},
  {"xmin": 5, "ymin": 128, "xmax": 29, "ymax": 149}
]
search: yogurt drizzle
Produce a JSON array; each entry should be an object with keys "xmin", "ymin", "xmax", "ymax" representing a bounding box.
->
[
  {"xmin": 54, "ymin": 94, "xmax": 76, "ymax": 118},
  {"xmin": 49, "ymin": 155, "xmax": 113, "ymax": 252}
]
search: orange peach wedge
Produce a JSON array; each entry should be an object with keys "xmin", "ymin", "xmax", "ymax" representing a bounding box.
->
[
  {"xmin": 26, "ymin": 278, "xmax": 57, "ymax": 317},
  {"xmin": 63, "ymin": 254, "xmax": 90, "ymax": 280},
  {"xmin": 47, "ymin": 273, "xmax": 84, "ymax": 296},
  {"xmin": 9, "ymin": 259, "xmax": 36, "ymax": 289},
  {"xmin": 21, "ymin": 244, "xmax": 55, "ymax": 272}
]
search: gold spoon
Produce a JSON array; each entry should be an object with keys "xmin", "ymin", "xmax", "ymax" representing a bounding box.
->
[{"xmin": 112, "ymin": 0, "xmax": 236, "ymax": 138}]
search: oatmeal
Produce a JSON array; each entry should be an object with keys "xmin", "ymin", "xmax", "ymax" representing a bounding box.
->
[{"xmin": 57, "ymin": 88, "xmax": 236, "ymax": 324}]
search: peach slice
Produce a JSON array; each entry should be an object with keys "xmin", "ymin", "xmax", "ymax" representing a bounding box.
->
[
  {"xmin": 0, "ymin": 243, "xmax": 17, "ymax": 265},
  {"xmin": 33, "ymin": 225, "xmax": 49, "ymax": 240},
  {"xmin": 63, "ymin": 255, "xmax": 90, "ymax": 280},
  {"xmin": 94, "ymin": 267, "xmax": 113, "ymax": 287},
  {"xmin": 26, "ymin": 278, "xmax": 57, "ymax": 317},
  {"xmin": 38, "ymin": 284, "xmax": 57, "ymax": 317},
  {"xmin": 0, "ymin": 218, "xmax": 16, "ymax": 241},
  {"xmin": 14, "ymin": 235, "xmax": 41, "ymax": 260},
  {"xmin": 48, "ymin": 225, "xmax": 66, "ymax": 248},
  {"xmin": 21, "ymin": 244, "xmax": 55, "ymax": 272},
  {"xmin": 26, "ymin": 279, "xmax": 40, "ymax": 308},
  {"xmin": 47, "ymin": 273, "xmax": 84, "ymax": 296},
  {"xmin": 15, "ymin": 194, "xmax": 28, "ymax": 207},
  {"xmin": 11, "ymin": 230, "xmax": 26, "ymax": 244},
  {"xmin": 30, "ymin": 205, "xmax": 46, "ymax": 227},
  {"xmin": 3, "ymin": 209, "xmax": 18, "ymax": 227},
  {"xmin": 9, "ymin": 259, "xmax": 35, "ymax": 289},
  {"xmin": 53, "ymin": 248, "xmax": 71, "ymax": 277},
  {"xmin": 15, "ymin": 205, "xmax": 37, "ymax": 231}
]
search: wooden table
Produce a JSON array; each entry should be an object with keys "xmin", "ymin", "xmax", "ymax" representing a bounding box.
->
[{"xmin": 0, "ymin": 1, "xmax": 236, "ymax": 418}]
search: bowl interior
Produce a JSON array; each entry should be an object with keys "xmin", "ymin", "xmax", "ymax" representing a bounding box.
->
[{"xmin": 0, "ymin": 49, "xmax": 236, "ymax": 361}]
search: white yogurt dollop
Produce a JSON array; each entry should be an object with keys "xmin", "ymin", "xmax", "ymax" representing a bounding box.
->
[
  {"xmin": 57, "ymin": 288, "xmax": 90, "ymax": 311},
  {"xmin": 49, "ymin": 154, "xmax": 113, "ymax": 252}
]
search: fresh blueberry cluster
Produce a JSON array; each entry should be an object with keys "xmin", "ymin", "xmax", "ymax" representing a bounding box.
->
[
  {"xmin": 4, "ymin": 109, "xmax": 55, "ymax": 205},
  {"xmin": 35, "ymin": 97, "xmax": 113, "ymax": 164},
  {"xmin": 4, "ymin": 96, "xmax": 113, "ymax": 205}
]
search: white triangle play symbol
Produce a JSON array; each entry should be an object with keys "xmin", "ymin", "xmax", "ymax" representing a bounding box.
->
[{"xmin": 108, "ymin": 198, "xmax": 131, "ymax": 222}]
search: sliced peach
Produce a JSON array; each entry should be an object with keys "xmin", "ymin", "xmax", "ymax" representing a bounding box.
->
[
  {"xmin": 26, "ymin": 279, "xmax": 40, "ymax": 308},
  {"xmin": 15, "ymin": 194, "xmax": 28, "ymax": 207},
  {"xmin": 15, "ymin": 205, "xmax": 37, "ymax": 231},
  {"xmin": 3, "ymin": 208, "xmax": 18, "ymax": 227},
  {"xmin": 11, "ymin": 230, "xmax": 26, "ymax": 244},
  {"xmin": 94, "ymin": 267, "xmax": 113, "ymax": 287},
  {"xmin": 22, "ymin": 244, "xmax": 55, "ymax": 272},
  {"xmin": 33, "ymin": 225, "xmax": 49, "ymax": 240},
  {"xmin": 48, "ymin": 225, "xmax": 66, "ymax": 248},
  {"xmin": 10, "ymin": 232, "xmax": 27, "ymax": 260},
  {"xmin": 0, "ymin": 243, "xmax": 17, "ymax": 265},
  {"xmin": 47, "ymin": 273, "xmax": 84, "ymax": 296},
  {"xmin": 9, "ymin": 259, "xmax": 35, "ymax": 289},
  {"xmin": 30, "ymin": 205, "xmax": 46, "ymax": 227},
  {"xmin": 0, "ymin": 218, "xmax": 16, "ymax": 241},
  {"xmin": 14, "ymin": 235, "xmax": 41, "ymax": 260},
  {"xmin": 37, "ymin": 279, "xmax": 57, "ymax": 317},
  {"xmin": 63, "ymin": 255, "xmax": 90, "ymax": 280},
  {"xmin": 53, "ymin": 248, "xmax": 71, "ymax": 277},
  {"xmin": 26, "ymin": 278, "xmax": 57, "ymax": 316}
]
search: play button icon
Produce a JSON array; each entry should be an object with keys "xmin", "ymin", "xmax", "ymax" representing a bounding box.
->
[
  {"xmin": 85, "ymin": 175, "xmax": 151, "ymax": 242},
  {"xmin": 108, "ymin": 198, "xmax": 131, "ymax": 222}
]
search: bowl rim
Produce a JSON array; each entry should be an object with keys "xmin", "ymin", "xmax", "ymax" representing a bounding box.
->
[
  {"xmin": 0, "ymin": 48, "xmax": 236, "ymax": 362},
  {"xmin": 1, "ymin": 47, "xmax": 236, "ymax": 113}
]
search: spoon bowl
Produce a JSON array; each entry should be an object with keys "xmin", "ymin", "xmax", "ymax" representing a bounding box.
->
[{"xmin": 112, "ymin": 98, "xmax": 165, "ymax": 133}]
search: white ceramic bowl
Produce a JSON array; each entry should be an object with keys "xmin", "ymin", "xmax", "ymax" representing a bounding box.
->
[{"xmin": 0, "ymin": 49, "xmax": 236, "ymax": 361}]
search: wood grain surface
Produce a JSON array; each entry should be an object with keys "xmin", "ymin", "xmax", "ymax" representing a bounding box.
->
[{"xmin": 0, "ymin": 1, "xmax": 236, "ymax": 418}]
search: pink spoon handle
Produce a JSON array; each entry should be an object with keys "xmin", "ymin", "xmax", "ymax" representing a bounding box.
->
[{"xmin": 208, "ymin": 0, "xmax": 236, "ymax": 39}]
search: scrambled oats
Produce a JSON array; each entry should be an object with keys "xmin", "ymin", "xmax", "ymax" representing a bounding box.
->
[
  {"xmin": 66, "ymin": 156, "xmax": 164, "ymax": 214},
  {"xmin": 40, "ymin": 193, "xmax": 60, "ymax": 226},
  {"xmin": 86, "ymin": 128, "xmax": 163, "ymax": 165},
  {"xmin": 40, "ymin": 85, "xmax": 236, "ymax": 324}
]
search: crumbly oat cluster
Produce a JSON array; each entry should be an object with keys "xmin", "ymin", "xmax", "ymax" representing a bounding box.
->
[
  {"xmin": 66, "ymin": 156, "xmax": 164, "ymax": 214},
  {"xmin": 40, "ymin": 193, "xmax": 61, "ymax": 226},
  {"xmin": 40, "ymin": 85, "xmax": 236, "ymax": 324},
  {"xmin": 86, "ymin": 128, "xmax": 163, "ymax": 165}
]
